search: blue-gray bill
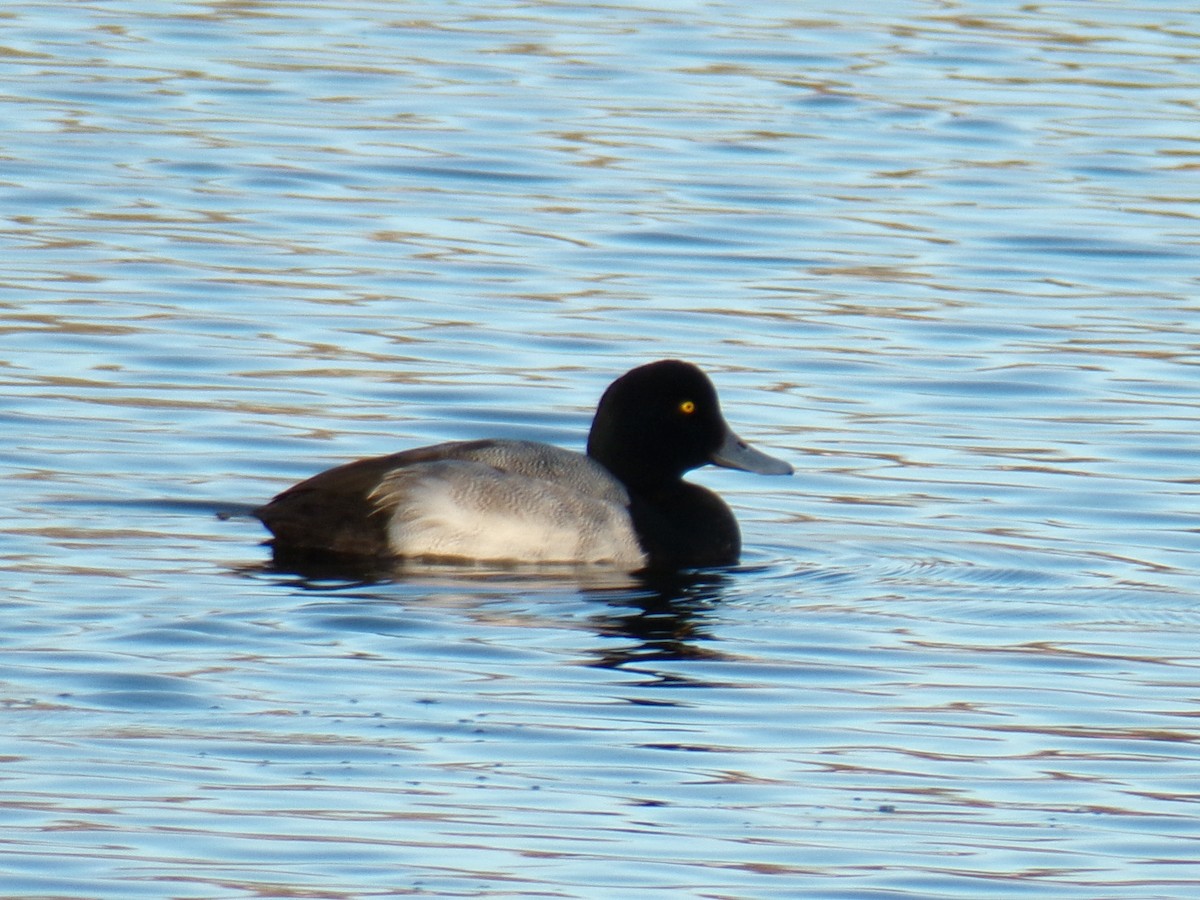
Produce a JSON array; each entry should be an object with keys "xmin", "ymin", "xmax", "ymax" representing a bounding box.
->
[{"xmin": 710, "ymin": 428, "xmax": 793, "ymax": 476}]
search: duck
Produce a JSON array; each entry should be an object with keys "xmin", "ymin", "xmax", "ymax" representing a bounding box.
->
[{"xmin": 254, "ymin": 360, "xmax": 792, "ymax": 570}]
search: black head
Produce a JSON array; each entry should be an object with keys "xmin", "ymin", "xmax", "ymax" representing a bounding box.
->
[{"xmin": 586, "ymin": 360, "xmax": 791, "ymax": 490}]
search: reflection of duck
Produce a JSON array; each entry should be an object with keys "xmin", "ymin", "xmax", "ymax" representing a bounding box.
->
[
  {"xmin": 255, "ymin": 360, "xmax": 791, "ymax": 570},
  {"xmin": 584, "ymin": 568, "xmax": 734, "ymax": 676}
]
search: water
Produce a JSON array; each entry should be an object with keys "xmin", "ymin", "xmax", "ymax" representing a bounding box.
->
[{"xmin": 2, "ymin": 1, "xmax": 1198, "ymax": 897}]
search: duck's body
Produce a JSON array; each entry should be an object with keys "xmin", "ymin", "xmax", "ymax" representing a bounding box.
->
[
  {"xmin": 259, "ymin": 439, "xmax": 646, "ymax": 566},
  {"xmin": 255, "ymin": 360, "xmax": 792, "ymax": 570}
]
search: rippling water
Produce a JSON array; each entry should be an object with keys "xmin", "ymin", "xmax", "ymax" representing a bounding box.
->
[{"xmin": 2, "ymin": 2, "xmax": 1198, "ymax": 897}]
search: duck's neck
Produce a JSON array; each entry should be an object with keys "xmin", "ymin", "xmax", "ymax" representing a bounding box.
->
[{"xmin": 588, "ymin": 445, "xmax": 681, "ymax": 495}]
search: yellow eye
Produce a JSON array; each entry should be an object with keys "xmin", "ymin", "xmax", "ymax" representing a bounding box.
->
[{"xmin": 679, "ymin": 400, "xmax": 696, "ymax": 415}]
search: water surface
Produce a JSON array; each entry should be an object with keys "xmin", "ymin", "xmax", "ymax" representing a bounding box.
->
[{"xmin": 2, "ymin": 2, "xmax": 1198, "ymax": 897}]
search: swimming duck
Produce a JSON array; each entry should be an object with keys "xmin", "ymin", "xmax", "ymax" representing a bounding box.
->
[{"xmin": 254, "ymin": 360, "xmax": 792, "ymax": 569}]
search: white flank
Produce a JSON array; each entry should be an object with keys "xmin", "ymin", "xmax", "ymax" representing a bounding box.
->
[{"xmin": 370, "ymin": 461, "xmax": 646, "ymax": 567}]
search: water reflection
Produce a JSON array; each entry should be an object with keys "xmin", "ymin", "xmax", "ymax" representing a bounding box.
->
[
  {"xmin": 245, "ymin": 550, "xmax": 736, "ymax": 678},
  {"xmin": 584, "ymin": 569, "xmax": 731, "ymax": 677}
]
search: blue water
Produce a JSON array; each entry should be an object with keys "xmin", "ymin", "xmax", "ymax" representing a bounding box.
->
[{"xmin": 2, "ymin": 2, "xmax": 1198, "ymax": 897}]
